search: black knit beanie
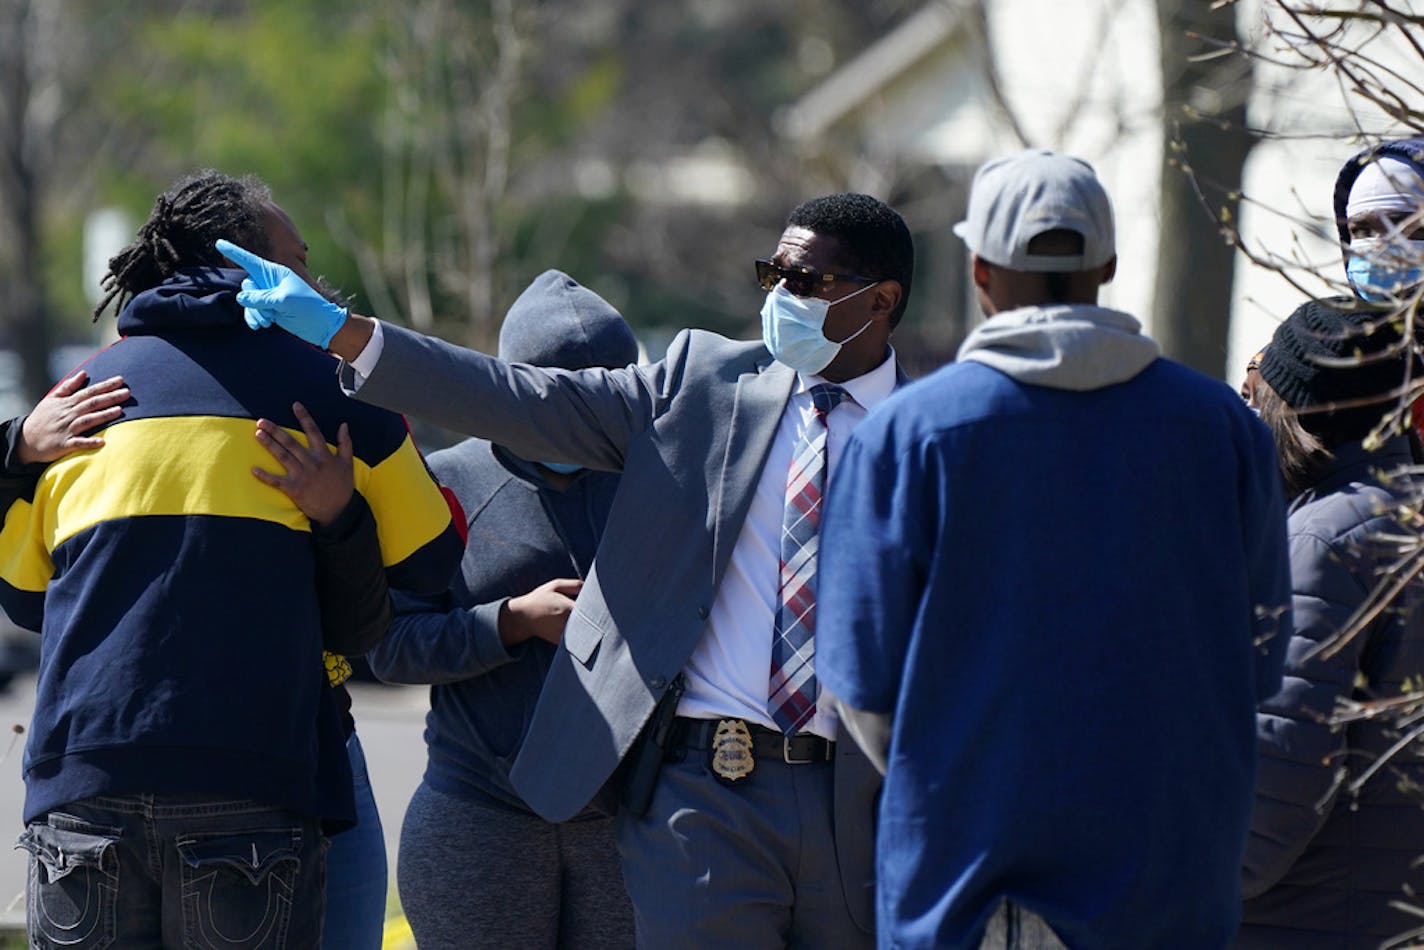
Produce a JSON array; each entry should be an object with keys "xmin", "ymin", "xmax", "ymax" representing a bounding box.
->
[{"xmin": 1257, "ymin": 297, "xmax": 1414, "ymax": 441}]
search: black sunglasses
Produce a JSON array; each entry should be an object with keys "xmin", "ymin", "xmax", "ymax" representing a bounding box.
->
[{"xmin": 754, "ymin": 259, "xmax": 874, "ymax": 298}]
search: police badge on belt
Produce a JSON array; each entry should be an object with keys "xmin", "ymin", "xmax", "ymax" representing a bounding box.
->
[{"xmin": 710, "ymin": 718, "xmax": 755, "ymax": 784}]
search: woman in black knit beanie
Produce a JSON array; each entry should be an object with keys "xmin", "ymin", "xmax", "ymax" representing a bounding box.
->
[{"xmin": 1238, "ymin": 297, "xmax": 1424, "ymax": 947}]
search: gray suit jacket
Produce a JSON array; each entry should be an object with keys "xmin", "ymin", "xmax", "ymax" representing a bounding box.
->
[{"xmin": 349, "ymin": 322, "xmax": 886, "ymax": 931}]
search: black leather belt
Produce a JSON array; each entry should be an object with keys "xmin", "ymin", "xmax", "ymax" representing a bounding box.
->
[{"xmin": 673, "ymin": 716, "xmax": 835, "ymax": 764}]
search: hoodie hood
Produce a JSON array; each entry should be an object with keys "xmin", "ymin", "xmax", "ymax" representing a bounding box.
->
[
  {"xmin": 1332, "ymin": 138, "xmax": 1424, "ymax": 252},
  {"xmin": 117, "ymin": 267, "xmax": 246, "ymax": 337},
  {"xmin": 499, "ymin": 270, "xmax": 638, "ymax": 371},
  {"xmin": 957, "ymin": 304, "xmax": 1161, "ymax": 391}
]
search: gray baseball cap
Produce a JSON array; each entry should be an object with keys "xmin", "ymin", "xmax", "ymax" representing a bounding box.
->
[{"xmin": 953, "ymin": 149, "xmax": 1116, "ymax": 273}]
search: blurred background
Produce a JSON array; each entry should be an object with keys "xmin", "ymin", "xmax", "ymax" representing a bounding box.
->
[
  {"xmin": 0, "ymin": 0, "xmax": 1418, "ymax": 940},
  {"xmin": 2, "ymin": 0, "xmax": 1415, "ymax": 428}
]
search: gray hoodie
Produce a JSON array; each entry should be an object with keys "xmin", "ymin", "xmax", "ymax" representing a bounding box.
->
[
  {"xmin": 956, "ymin": 303, "xmax": 1160, "ymax": 391},
  {"xmin": 838, "ymin": 301, "xmax": 1162, "ymax": 776}
]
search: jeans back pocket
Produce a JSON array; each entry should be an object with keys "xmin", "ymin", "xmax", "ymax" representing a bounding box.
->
[
  {"xmin": 176, "ymin": 828, "xmax": 302, "ymax": 949},
  {"xmin": 18, "ymin": 818, "xmax": 119, "ymax": 948}
]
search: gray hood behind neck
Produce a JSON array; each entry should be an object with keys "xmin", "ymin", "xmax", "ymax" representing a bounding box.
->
[{"xmin": 957, "ymin": 304, "xmax": 1160, "ymax": 391}]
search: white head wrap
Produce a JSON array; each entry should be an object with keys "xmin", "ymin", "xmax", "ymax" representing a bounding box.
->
[{"xmin": 1347, "ymin": 155, "xmax": 1424, "ymax": 218}]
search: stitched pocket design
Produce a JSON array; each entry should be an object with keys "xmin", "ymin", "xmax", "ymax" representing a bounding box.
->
[
  {"xmin": 177, "ymin": 828, "xmax": 301, "ymax": 949},
  {"xmin": 19, "ymin": 818, "xmax": 119, "ymax": 948}
]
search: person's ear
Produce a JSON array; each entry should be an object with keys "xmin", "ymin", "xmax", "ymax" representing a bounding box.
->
[
  {"xmin": 870, "ymin": 281, "xmax": 902, "ymax": 322},
  {"xmin": 1099, "ymin": 256, "xmax": 1118, "ymax": 286},
  {"xmin": 971, "ymin": 255, "xmax": 992, "ymax": 292}
]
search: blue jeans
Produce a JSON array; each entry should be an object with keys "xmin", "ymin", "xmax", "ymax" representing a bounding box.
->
[
  {"xmin": 18, "ymin": 795, "xmax": 327, "ymax": 949},
  {"xmin": 321, "ymin": 732, "xmax": 386, "ymax": 950}
]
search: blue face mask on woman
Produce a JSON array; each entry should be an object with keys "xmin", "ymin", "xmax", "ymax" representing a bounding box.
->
[
  {"xmin": 1347, "ymin": 237, "xmax": 1424, "ymax": 303},
  {"xmin": 760, "ymin": 282, "xmax": 879, "ymax": 375}
]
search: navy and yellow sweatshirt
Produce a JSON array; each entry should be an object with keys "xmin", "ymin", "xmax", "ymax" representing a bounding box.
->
[{"xmin": 0, "ymin": 267, "xmax": 463, "ymax": 827}]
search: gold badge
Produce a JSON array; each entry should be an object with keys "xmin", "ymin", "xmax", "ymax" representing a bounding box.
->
[{"xmin": 711, "ymin": 719, "xmax": 756, "ymax": 782}]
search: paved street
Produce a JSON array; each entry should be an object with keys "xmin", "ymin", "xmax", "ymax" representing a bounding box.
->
[{"xmin": 0, "ymin": 675, "xmax": 430, "ymax": 930}]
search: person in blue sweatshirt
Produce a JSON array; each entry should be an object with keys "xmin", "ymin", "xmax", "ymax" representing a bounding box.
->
[
  {"xmin": 367, "ymin": 270, "xmax": 638, "ymax": 949},
  {"xmin": 816, "ymin": 149, "xmax": 1292, "ymax": 949},
  {"xmin": 0, "ymin": 170, "xmax": 463, "ymax": 949}
]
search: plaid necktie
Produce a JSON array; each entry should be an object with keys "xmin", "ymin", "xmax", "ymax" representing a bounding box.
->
[{"xmin": 768, "ymin": 383, "xmax": 847, "ymax": 733}]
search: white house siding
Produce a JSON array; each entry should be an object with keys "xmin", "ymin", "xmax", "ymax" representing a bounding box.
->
[{"xmin": 787, "ymin": 0, "xmax": 1421, "ymax": 381}]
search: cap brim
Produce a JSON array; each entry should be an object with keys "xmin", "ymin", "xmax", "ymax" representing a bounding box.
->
[{"xmin": 952, "ymin": 221, "xmax": 969, "ymax": 238}]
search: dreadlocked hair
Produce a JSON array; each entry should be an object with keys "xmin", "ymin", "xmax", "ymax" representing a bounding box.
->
[{"xmin": 92, "ymin": 170, "xmax": 274, "ymax": 322}]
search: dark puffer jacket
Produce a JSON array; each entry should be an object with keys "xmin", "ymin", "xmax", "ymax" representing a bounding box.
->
[{"xmin": 1239, "ymin": 436, "xmax": 1424, "ymax": 948}]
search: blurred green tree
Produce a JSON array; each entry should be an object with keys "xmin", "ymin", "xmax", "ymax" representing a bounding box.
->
[{"xmin": 5, "ymin": 0, "xmax": 912, "ymax": 402}]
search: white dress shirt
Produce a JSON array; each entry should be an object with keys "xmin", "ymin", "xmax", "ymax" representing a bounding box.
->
[{"xmin": 676, "ymin": 350, "xmax": 899, "ymax": 739}]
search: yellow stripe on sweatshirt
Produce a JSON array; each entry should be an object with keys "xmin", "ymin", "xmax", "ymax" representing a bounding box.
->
[
  {"xmin": 33, "ymin": 416, "xmax": 317, "ymax": 554},
  {"xmin": 0, "ymin": 415, "xmax": 452, "ymax": 593},
  {"xmin": 0, "ymin": 496, "xmax": 51, "ymax": 592},
  {"xmin": 361, "ymin": 431, "xmax": 457, "ymax": 570}
]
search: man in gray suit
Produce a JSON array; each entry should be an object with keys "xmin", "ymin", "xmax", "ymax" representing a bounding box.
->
[{"xmin": 218, "ymin": 192, "xmax": 915, "ymax": 948}]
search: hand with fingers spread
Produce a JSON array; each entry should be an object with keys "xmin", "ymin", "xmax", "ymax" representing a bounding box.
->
[
  {"xmin": 216, "ymin": 238, "xmax": 348, "ymax": 348},
  {"xmin": 252, "ymin": 402, "xmax": 354, "ymax": 526},
  {"xmin": 498, "ymin": 577, "xmax": 584, "ymax": 647},
  {"xmin": 19, "ymin": 371, "xmax": 131, "ymax": 464}
]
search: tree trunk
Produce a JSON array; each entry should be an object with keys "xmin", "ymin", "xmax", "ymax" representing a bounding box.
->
[
  {"xmin": 1153, "ymin": 0, "xmax": 1255, "ymax": 381},
  {"xmin": 2, "ymin": 177, "xmax": 54, "ymax": 404},
  {"xmin": 0, "ymin": 0, "xmax": 55, "ymax": 403}
]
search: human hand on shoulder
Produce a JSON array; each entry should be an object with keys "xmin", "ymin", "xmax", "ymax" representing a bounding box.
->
[
  {"xmin": 18, "ymin": 371, "xmax": 130, "ymax": 464},
  {"xmin": 498, "ymin": 578, "xmax": 584, "ymax": 647},
  {"xmin": 251, "ymin": 402, "xmax": 354, "ymax": 526}
]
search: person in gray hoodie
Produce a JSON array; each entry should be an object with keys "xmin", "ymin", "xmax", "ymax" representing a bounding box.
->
[
  {"xmin": 817, "ymin": 149, "xmax": 1291, "ymax": 949},
  {"xmin": 366, "ymin": 271, "xmax": 639, "ymax": 949}
]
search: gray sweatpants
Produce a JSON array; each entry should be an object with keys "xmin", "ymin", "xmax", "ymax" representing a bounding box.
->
[{"xmin": 398, "ymin": 781, "xmax": 634, "ymax": 950}]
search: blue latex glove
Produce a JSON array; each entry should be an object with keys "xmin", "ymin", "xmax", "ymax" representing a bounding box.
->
[{"xmin": 215, "ymin": 239, "xmax": 348, "ymax": 349}]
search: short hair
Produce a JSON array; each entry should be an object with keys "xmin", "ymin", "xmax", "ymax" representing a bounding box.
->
[
  {"xmin": 1027, "ymin": 229, "xmax": 1084, "ymax": 304},
  {"xmin": 786, "ymin": 193, "xmax": 915, "ymax": 328},
  {"xmin": 94, "ymin": 170, "xmax": 273, "ymax": 321}
]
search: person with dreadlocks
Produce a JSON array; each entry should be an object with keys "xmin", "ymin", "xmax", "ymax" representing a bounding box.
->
[{"xmin": 0, "ymin": 170, "xmax": 464, "ymax": 948}]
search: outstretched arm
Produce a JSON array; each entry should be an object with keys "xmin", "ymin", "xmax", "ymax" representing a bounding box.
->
[
  {"xmin": 218, "ymin": 239, "xmax": 661, "ymax": 471},
  {"xmin": 252, "ymin": 401, "xmax": 393, "ymax": 656}
]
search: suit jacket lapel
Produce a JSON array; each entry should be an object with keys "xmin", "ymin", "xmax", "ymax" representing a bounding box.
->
[{"xmin": 710, "ymin": 355, "xmax": 795, "ymax": 581}]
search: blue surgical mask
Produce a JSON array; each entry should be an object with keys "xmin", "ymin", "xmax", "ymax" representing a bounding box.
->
[
  {"xmin": 760, "ymin": 282, "xmax": 880, "ymax": 375},
  {"xmin": 1347, "ymin": 237, "xmax": 1424, "ymax": 303},
  {"xmin": 538, "ymin": 461, "xmax": 583, "ymax": 475}
]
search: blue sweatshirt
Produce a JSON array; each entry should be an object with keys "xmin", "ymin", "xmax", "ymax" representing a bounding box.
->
[
  {"xmin": 0, "ymin": 267, "xmax": 463, "ymax": 827},
  {"xmin": 819, "ymin": 305, "xmax": 1291, "ymax": 949}
]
